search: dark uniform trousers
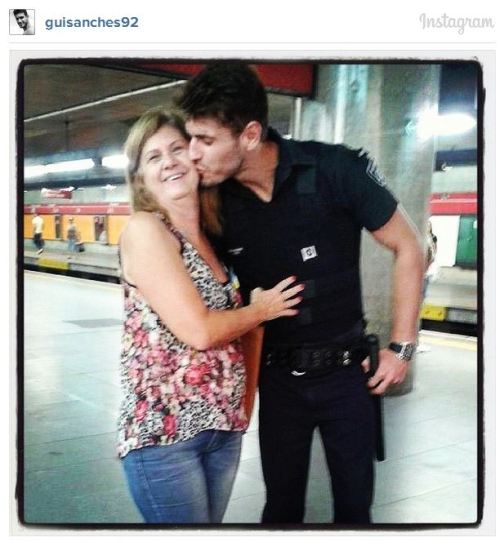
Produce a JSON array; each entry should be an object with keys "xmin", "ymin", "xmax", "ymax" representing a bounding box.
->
[{"xmin": 258, "ymin": 361, "xmax": 375, "ymax": 524}]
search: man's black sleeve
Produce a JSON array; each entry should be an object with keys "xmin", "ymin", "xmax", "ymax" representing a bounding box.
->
[{"xmin": 332, "ymin": 146, "xmax": 399, "ymax": 231}]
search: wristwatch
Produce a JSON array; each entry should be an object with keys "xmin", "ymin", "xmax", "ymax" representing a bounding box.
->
[{"xmin": 388, "ymin": 342, "xmax": 416, "ymax": 362}]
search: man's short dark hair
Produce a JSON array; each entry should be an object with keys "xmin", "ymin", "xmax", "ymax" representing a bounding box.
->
[
  {"xmin": 178, "ymin": 62, "xmax": 268, "ymax": 137},
  {"xmin": 13, "ymin": 9, "xmax": 28, "ymax": 17}
]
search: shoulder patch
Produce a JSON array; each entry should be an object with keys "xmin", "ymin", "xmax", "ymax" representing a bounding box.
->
[{"xmin": 359, "ymin": 150, "xmax": 387, "ymax": 187}]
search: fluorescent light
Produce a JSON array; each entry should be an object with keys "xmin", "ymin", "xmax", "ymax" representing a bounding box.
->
[
  {"xmin": 45, "ymin": 158, "xmax": 94, "ymax": 174},
  {"xmin": 25, "ymin": 165, "xmax": 47, "ymax": 178},
  {"xmin": 102, "ymin": 154, "xmax": 128, "ymax": 169},
  {"xmin": 417, "ymin": 111, "xmax": 476, "ymax": 140},
  {"xmin": 435, "ymin": 113, "xmax": 476, "ymax": 136}
]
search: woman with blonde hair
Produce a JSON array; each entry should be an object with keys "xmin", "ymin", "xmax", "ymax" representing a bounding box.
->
[{"xmin": 117, "ymin": 108, "xmax": 303, "ymax": 524}]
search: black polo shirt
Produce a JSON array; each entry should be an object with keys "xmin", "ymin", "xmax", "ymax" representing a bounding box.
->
[{"xmin": 217, "ymin": 128, "xmax": 398, "ymax": 345}]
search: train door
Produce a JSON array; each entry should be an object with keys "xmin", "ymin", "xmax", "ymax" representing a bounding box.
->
[{"xmin": 455, "ymin": 215, "xmax": 477, "ymax": 269}]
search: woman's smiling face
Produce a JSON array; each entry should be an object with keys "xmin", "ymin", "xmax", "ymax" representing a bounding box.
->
[{"xmin": 139, "ymin": 125, "xmax": 199, "ymax": 206}]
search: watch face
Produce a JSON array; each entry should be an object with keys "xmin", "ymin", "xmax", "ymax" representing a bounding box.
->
[
  {"xmin": 389, "ymin": 342, "xmax": 415, "ymax": 361},
  {"xmin": 400, "ymin": 343, "xmax": 415, "ymax": 361}
]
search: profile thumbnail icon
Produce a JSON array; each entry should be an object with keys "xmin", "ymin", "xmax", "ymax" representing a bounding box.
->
[{"xmin": 10, "ymin": 9, "xmax": 35, "ymax": 35}]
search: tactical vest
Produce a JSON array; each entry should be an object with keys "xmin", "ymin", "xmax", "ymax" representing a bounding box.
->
[{"xmin": 219, "ymin": 159, "xmax": 365, "ymax": 345}]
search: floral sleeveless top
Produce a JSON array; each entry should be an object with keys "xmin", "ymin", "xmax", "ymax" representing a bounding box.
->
[{"xmin": 117, "ymin": 221, "xmax": 248, "ymax": 459}]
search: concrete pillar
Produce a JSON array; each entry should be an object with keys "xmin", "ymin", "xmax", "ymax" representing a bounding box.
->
[{"xmin": 301, "ymin": 64, "xmax": 441, "ymax": 394}]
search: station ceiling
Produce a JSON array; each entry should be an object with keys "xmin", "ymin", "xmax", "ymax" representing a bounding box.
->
[
  {"xmin": 21, "ymin": 62, "xmax": 300, "ymax": 161},
  {"xmin": 20, "ymin": 61, "xmax": 478, "ymax": 188}
]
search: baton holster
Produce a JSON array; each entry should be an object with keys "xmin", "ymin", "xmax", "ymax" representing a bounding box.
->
[{"xmin": 365, "ymin": 334, "xmax": 386, "ymax": 462}]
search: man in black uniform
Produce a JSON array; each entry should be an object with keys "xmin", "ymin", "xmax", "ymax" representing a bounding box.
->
[{"xmin": 179, "ymin": 62, "xmax": 425, "ymax": 524}]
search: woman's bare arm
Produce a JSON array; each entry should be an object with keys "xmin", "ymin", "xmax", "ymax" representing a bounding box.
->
[{"xmin": 121, "ymin": 212, "xmax": 302, "ymax": 350}]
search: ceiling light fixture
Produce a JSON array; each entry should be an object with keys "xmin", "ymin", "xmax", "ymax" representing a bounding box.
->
[
  {"xmin": 45, "ymin": 158, "xmax": 95, "ymax": 174},
  {"xmin": 102, "ymin": 154, "xmax": 128, "ymax": 169},
  {"xmin": 416, "ymin": 110, "xmax": 477, "ymax": 140}
]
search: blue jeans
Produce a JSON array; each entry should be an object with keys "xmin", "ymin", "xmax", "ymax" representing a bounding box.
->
[
  {"xmin": 122, "ymin": 430, "xmax": 242, "ymax": 523},
  {"xmin": 68, "ymin": 239, "xmax": 77, "ymax": 252}
]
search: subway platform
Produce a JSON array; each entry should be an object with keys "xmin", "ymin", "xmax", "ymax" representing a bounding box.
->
[
  {"xmin": 19, "ymin": 271, "xmax": 479, "ymax": 529},
  {"xmin": 23, "ymin": 246, "xmax": 479, "ymax": 334}
]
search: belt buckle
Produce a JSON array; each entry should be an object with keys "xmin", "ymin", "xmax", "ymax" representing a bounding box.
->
[{"xmin": 291, "ymin": 348, "xmax": 309, "ymax": 376}]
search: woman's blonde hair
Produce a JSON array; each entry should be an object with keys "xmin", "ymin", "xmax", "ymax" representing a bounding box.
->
[{"xmin": 124, "ymin": 107, "xmax": 222, "ymax": 235}]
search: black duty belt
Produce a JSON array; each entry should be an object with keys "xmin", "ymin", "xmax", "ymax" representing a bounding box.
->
[{"xmin": 263, "ymin": 340, "xmax": 370, "ymax": 376}]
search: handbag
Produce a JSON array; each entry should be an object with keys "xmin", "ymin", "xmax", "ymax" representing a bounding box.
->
[
  {"xmin": 77, "ymin": 242, "xmax": 85, "ymax": 252},
  {"xmin": 240, "ymin": 326, "xmax": 264, "ymax": 422}
]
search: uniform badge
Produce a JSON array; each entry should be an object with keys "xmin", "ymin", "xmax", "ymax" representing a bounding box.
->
[{"xmin": 301, "ymin": 245, "xmax": 318, "ymax": 262}]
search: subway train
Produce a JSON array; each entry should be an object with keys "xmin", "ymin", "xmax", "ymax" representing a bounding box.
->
[
  {"xmin": 23, "ymin": 191, "xmax": 478, "ymax": 265},
  {"xmin": 23, "ymin": 202, "xmax": 129, "ymax": 248},
  {"xmin": 422, "ymin": 191, "xmax": 478, "ymax": 334},
  {"xmin": 23, "ymin": 191, "xmax": 478, "ymax": 334},
  {"xmin": 428, "ymin": 191, "xmax": 477, "ymax": 269}
]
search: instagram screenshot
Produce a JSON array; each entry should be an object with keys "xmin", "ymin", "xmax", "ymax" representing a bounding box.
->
[{"xmin": 8, "ymin": 0, "xmax": 496, "ymax": 537}]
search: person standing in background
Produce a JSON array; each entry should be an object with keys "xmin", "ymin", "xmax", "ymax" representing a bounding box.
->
[
  {"xmin": 32, "ymin": 212, "xmax": 44, "ymax": 255},
  {"xmin": 66, "ymin": 218, "xmax": 79, "ymax": 254},
  {"xmin": 417, "ymin": 221, "xmax": 438, "ymax": 354},
  {"xmin": 423, "ymin": 220, "xmax": 438, "ymax": 301}
]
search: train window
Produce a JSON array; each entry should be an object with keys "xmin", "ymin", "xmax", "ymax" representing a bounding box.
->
[
  {"xmin": 54, "ymin": 214, "xmax": 61, "ymax": 239},
  {"xmin": 94, "ymin": 215, "xmax": 108, "ymax": 243}
]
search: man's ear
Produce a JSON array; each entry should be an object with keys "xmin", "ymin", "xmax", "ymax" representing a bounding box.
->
[{"xmin": 240, "ymin": 121, "xmax": 263, "ymax": 151}]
